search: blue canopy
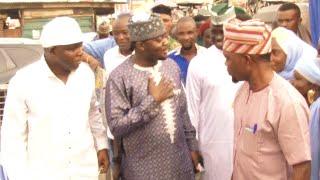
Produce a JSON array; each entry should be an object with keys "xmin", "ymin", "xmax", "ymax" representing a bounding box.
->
[{"xmin": 310, "ymin": 0, "xmax": 320, "ymax": 47}]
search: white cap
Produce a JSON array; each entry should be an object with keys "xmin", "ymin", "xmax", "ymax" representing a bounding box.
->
[{"xmin": 40, "ymin": 16, "xmax": 83, "ymax": 48}]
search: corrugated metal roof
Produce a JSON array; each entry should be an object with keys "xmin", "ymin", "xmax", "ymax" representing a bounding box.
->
[{"xmin": 0, "ymin": 0, "xmax": 126, "ymax": 3}]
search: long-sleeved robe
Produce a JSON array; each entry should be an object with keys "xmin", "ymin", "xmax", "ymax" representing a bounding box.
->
[
  {"xmin": 105, "ymin": 57, "xmax": 198, "ymax": 180},
  {"xmin": 1, "ymin": 58, "xmax": 107, "ymax": 180},
  {"xmin": 186, "ymin": 45, "xmax": 238, "ymax": 180}
]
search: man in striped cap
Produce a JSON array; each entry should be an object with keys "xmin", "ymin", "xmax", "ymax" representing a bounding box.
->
[{"xmin": 223, "ymin": 19, "xmax": 311, "ymax": 180}]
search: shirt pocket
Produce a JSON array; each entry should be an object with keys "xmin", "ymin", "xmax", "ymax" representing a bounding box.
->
[{"xmin": 240, "ymin": 124, "xmax": 264, "ymax": 163}]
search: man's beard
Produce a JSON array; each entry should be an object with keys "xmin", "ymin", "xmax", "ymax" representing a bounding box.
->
[
  {"xmin": 182, "ymin": 44, "xmax": 193, "ymax": 51},
  {"xmin": 158, "ymin": 56, "xmax": 167, "ymax": 60},
  {"xmin": 232, "ymin": 76, "xmax": 239, "ymax": 83}
]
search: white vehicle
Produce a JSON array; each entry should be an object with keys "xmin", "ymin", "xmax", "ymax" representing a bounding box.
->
[
  {"xmin": 0, "ymin": 38, "xmax": 42, "ymax": 124},
  {"xmin": 0, "ymin": 38, "xmax": 43, "ymax": 84}
]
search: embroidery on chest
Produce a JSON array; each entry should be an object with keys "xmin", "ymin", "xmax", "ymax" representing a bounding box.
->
[{"xmin": 151, "ymin": 67, "xmax": 177, "ymax": 143}]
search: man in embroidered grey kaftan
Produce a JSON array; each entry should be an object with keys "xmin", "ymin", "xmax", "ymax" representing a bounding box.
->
[{"xmin": 105, "ymin": 13, "xmax": 199, "ymax": 180}]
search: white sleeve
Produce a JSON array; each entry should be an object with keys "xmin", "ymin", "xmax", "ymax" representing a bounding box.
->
[
  {"xmin": 186, "ymin": 61, "xmax": 202, "ymax": 140},
  {"xmin": 89, "ymin": 91, "xmax": 109, "ymax": 151},
  {"xmin": 103, "ymin": 50, "xmax": 108, "ymax": 72},
  {"xmin": 1, "ymin": 75, "xmax": 30, "ymax": 180}
]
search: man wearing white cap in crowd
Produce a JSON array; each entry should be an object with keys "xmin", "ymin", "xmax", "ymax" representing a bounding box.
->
[
  {"xmin": 1, "ymin": 17, "xmax": 109, "ymax": 180},
  {"xmin": 105, "ymin": 13, "xmax": 199, "ymax": 180},
  {"xmin": 223, "ymin": 19, "xmax": 311, "ymax": 180}
]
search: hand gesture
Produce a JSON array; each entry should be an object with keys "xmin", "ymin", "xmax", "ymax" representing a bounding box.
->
[{"xmin": 148, "ymin": 76, "xmax": 174, "ymax": 103}]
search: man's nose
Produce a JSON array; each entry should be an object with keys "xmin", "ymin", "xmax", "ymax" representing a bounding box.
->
[
  {"xmin": 75, "ymin": 46, "xmax": 83, "ymax": 56},
  {"xmin": 118, "ymin": 33, "xmax": 125, "ymax": 40}
]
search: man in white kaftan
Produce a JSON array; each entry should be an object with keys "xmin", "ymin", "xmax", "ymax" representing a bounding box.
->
[
  {"xmin": 1, "ymin": 17, "xmax": 108, "ymax": 180},
  {"xmin": 186, "ymin": 45, "xmax": 238, "ymax": 180}
]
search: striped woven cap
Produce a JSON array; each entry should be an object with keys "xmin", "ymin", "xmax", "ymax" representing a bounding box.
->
[{"xmin": 223, "ymin": 19, "xmax": 272, "ymax": 55}]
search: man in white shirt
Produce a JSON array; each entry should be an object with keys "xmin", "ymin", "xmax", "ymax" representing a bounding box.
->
[
  {"xmin": 185, "ymin": 10, "xmax": 240, "ymax": 179},
  {"xmin": 168, "ymin": 17, "xmax": 206, "ymax": 86},
  {"xmin": 104, "ymin": 14, "xmax": 133, "ymax": 74},
  {"xmin": 1, "ymin": 17, "xmax": 108, "ymax": 180}
]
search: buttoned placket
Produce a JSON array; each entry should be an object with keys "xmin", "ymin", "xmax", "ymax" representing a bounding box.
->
[
  {"xmin": 65, "ymin": 77, "xmax": 75, "ymax": 179},
  {"xmin": 53, "ymin": 75, "xmax": 74, "ymax": 178},
  {"xmin": 234, "ymin": 89, "xmax": 253, "ymax": 165}
]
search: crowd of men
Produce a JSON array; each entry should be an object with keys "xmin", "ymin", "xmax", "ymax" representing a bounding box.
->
[{"xmin": 1, "ymin": 1, "xmax": 320, "ymax": 180}]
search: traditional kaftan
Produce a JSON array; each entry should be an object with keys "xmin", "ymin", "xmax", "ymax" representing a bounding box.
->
[
  {"xmin": 105, "ymin": 57, "xmax": 198, "ymax": 180},
  {"xmin": 1, "ymin": 58, "xmax": 107, "ymax": 180},
  {"xmin": 233, "ymin": 73, "xmax": 311, "ymax": 180},
  {"xmin": 186, "ymin": 45, "xmax": 238, "ymax": 180}
]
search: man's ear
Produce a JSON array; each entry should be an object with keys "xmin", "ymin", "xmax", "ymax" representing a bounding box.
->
[
  {"xmin": 244, "ymin": 54, "xmax": 253, "ymax": 65},
  {"xmin": 44, "ymin": 47, "xmax": 55, "ymax": 55},
  {"xmin": 48, "ymin": 47, "xmax": 55, "ymax": 54}
]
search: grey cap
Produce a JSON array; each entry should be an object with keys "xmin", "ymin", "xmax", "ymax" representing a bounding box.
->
[{"xmin": 128, "ymin": 13, "xmax": 166, "ymax": 42}]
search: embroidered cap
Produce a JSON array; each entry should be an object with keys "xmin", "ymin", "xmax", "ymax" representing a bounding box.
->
[
  {"xmin": 128, "ymin": 13, "xmax": 166, "ymax": 42},
  {"xmin": 223, "ymin": 19, "xmax": 272, "ymax": 55}
]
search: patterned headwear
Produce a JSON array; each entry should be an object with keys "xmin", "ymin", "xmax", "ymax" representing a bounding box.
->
[
  {"xmin": 223, "ymin": 19, "xmax": 272, "ymax": 55},
  {"xmin": 128, "ymin": 12, "xmax": 166, "ymax": 42},
  {"xmin": 211, "ymin": 3, "xmax": 236, "ymax": 25}
]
